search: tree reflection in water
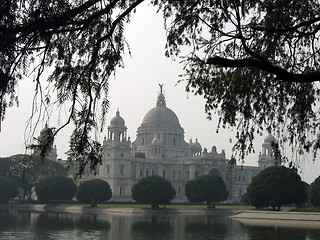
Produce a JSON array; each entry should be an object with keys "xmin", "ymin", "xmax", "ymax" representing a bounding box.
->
[
  {"xmin": 184, "ymin": 216, "xmax": 228, "ymax": 239},
  {"xmin": 1, "ymin": 209, "xmax": 320, "ymax": 240},
  {"xmin": 236, "ymin": 219, "xmax": 320, "ymax": 240},
  {"xmin": 131, "ymin": 215, "xmax": 174, "ymax": 240}
]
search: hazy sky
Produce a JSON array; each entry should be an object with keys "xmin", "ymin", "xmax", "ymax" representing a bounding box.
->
[{"xmin": 0, "ymin": 2, "xmax": 319, "ymax": 183}]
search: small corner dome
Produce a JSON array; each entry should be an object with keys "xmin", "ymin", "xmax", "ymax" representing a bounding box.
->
[
  {"xmin": 110, "ymin": 110, "xmax": 125, "ymax": 127},
  {"xmin": 151, "ymin": 137, "xmax": 163, "ymax": 146},
  {"xmin": 191, "ymin": 139, "xmax": 202, "ymax": 149},
  {"xmin": 264, "ymin": 132, "xmax": 276, "ymax": 143}
]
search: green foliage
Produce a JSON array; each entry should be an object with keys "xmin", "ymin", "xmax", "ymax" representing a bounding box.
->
[
  {"xmin": 28, "ymin": 126, "xmax": 56, "ymax": 161},
  {"xmin": 76, "ymin": 179, "xmax": 112, "ymax": 206},
  {"xmin": 0, "ymin": 176, "xmax": 19, "ymax": 202},
  {"xmin": 0, "ymin": 0, "xmax": 145, "ymax": 177},
  {"xmin": 308, "ymin": 176, "xmax": 320, "ymax": 208},
  {"xmin": 240, "ymin": 192, "xmax": 250, "ymax": 205},
  {"xmin": 185, "ymin": 174, "xmax": 228, "ymax": 208},
  {"xmin": 0, "ymin": 154, "xmax": 66, "ymax": 199},
  {"xmin": 1, "ymin": 0, "xmax": 320, "ymax": 175},
  {"xmin": 35, "ymin": 175, "xmax": 76, "ymax": 203},
  {"xmin": 131, "ymin": 175, "xmax": 176, "ymax": 208},
  {"xmin": 157, "ymin": 0, "xmax": 320, "ymax": 163},
  {"xmin": 0, "ymin": 158, "xmax": 16, "ymax": 177},
  {"xmin": 247, "ymin": 166, "xmax": 307, "ymax": 210}
]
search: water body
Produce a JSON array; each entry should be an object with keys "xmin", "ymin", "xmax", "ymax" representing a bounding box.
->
[{"xmin": 0, "ymin": 209, "xmax": 320, "ymax": 240}]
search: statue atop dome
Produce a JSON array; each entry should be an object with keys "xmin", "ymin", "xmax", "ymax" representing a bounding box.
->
[
  {"xmin": 156, "ymin": 83, "xmax": 166, "ymax": 107},
  {"xmin": 159, "ymin": 83, "xmax": 163, "ymax": 94}
]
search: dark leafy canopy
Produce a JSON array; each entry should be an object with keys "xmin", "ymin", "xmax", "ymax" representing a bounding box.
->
[
  {"xmin": 76, "ymin": 179, "xmax": 112, "ymax": 206},
  {"xmin": 0, "ymin": 154, "xmax": 66, "ymax": 199},
  {"xmin": 158, "ymin": 0, "xmax": 320, "ymax": 163},
  {"xmin": 246, "ymin": 166, "xmax": 307, "ymax": 210},
  {"xmin": 185, "ymin": 174, "xmax": 228, "ymax": 208},
  {"xmin": 0, "ymin": 0, "xmax": 144, "ymax": 177},
  {"xmin": 35, "ymin": 175, "xmax": 76, "ymax": 203},
  {"xmin": 308, "ymin": 176, "xmax": 320, "ymax": 208},
  {"xmin": 131, "ymin": 175, "xmax": 176, "ymax": 208},
  {"xmin": 240, "ymin": 192, "xmax": 250, "ymax": 205},
  {"xmin": 1, "ymin": 1, "xmax": 320, "ymax": 176},
  {"xmin": 0, "ymin": 176, "xmax": 19, "ymax": 202}
]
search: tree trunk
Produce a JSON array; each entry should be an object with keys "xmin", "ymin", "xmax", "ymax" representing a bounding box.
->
[
  {"xmin": 91, "ymin": 200, "xmax": 97, "ymax": 207},
  {"xmin": 207, "ymin": 201, "xmax": 215, "ymax": 209}
]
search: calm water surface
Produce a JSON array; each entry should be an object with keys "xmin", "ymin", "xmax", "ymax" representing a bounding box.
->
[{"xmin": 0, "ymin": 209, "xmax": 319, "ymax": 240}]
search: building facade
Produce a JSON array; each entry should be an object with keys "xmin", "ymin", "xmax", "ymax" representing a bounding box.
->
[{"xmin": 96, "ymin": 86, "xmax": 276, "ymax": 202}]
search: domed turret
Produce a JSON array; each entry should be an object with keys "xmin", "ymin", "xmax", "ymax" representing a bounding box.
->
[
  {"xmin": 192, "ymin": 139, "xmax": 202, "ymax": 150},
  {"xmin": 259, "ymin": 132, "xmax": 277, "ymax": 168},
  {"xmin": 264, "ymin": 132, "xmax": 276, "ymax": 143},
  {"xmin": 189, "ymin": 138, "xmax": 202, "ymax": 156},
  {"xmin": 107, "ymin": 109, "xmax": 127, "ymax": 142},
  {"xmin": 110, "ymin": 109, "xmax": 125, "ymax": 127}
]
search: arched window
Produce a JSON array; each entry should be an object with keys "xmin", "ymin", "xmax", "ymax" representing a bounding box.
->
[{"xmin": 120, "ymin": 164, "xmax": 124, "ymax": 176}]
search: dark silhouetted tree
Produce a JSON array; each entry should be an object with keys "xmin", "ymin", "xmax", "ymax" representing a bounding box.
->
[
  {"xmin": 35, "ymin": 175, "xmax": 76, "ymax": 203},
  {"xmin": 309, "ymin": 176, "xmax": 320, "ymax": 208},
  {"xmin": 132, "ymin": 175, "xmax": 176, "ymax": 208},
  {"xmin": 1, "ymin": 1, "xmax": 320, "ymax": 174},
  {"xmin": 0, "ymin": 154, "xmax": 66, "ymax": 199},
  {"xmin": 0, "ymin": 158, "xmax": 16, "ymax": 177},
  {"xmin": 247, "ymin": 166, "xmax": 307, "ymax": 210},
  {"xmin": 0, "ymin": 0, "xmax": 145, "ymax": 177},
  {"xmin": 185, "ymin": 174, "xmax": 228, "ymax": 208},
  {"xmin": 76, "ymin": 179, "xmax": 112, "ymax": 207},
  {"xmin": 158, "ymin": 0, "xmax": 320, "ymax": 164},
  {"xmin": 240, "ymin": 192, "xmax": 250, "ymax": 205},
  {"xmin": 0, "ymin": 176, "xmax": 19, "ymax": 202}
]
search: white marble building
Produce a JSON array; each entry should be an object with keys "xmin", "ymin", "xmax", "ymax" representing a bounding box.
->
[{"xmin": 97, "ymin": 86, "xmax": 276, "ymax": 202}]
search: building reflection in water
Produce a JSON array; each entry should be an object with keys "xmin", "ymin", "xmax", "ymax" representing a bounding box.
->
[{"xmin": 1, "ymin": 210, "xmax": 320, "ymax": 240}]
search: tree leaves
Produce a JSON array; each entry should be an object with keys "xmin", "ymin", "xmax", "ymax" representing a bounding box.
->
[
  {"xmin": 0, "ymin": 0, "xmax": 144, "ymax": 176},
  {"xmin": 1, "ymin": 0, "xmax": 320, "ymax": 176},
  {"xmin": 247, "ymin": 166, "xmax": 307, "ymax": 209},
  {"xmin": 185, "ymin": 174, "xmax": 228, "ymax": 208},
  {"xmin": 158, "ymin": 0, "xmax": 320, "ymax": 164}
]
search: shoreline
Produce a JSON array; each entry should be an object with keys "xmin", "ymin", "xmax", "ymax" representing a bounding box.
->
[
  {"xmin": 0, "ymin": 204, "xmax": 241, "ymax": 216},
  {"xmin": 2, "ymin": 204, "xmax": 320, "ymax": 221},
  {"xmin": 231, "ymin": 210, "xmax": 320, "ymax": 222}
]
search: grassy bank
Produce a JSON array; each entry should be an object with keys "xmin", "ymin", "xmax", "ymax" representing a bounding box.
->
[
  {"xmin": 9, "ymin": 200, "xmax": 314, "ymax": 212},
  {"xmin": 85, "ymin": 203, "xmax": 255, "ymax": 210}
]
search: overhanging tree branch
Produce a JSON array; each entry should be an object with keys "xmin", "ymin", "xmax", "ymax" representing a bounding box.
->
[
  {"xmin": 207, "ymin": 56, "xmax": 320, "ymax": 83},
  {"xmin": 253, "ymin": 16, "xmax": 320, "ymax": 35}
]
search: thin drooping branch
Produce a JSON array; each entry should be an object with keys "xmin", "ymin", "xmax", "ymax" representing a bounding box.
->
[{"xmin": 96, "ymin": 0, "xmax": 145, "ymax": 45}]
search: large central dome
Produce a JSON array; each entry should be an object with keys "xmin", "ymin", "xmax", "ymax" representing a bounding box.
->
[
  {"xmin": 133, "ymin": 85, "xmax": 188, "ymax": 158},
  {"xmin": 140, "ymin": 87, "xmax": 181, "ymax": 129},
  {"xmin": 142, "ymin": 106, "xmax": 180, "ymax": 127}
]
